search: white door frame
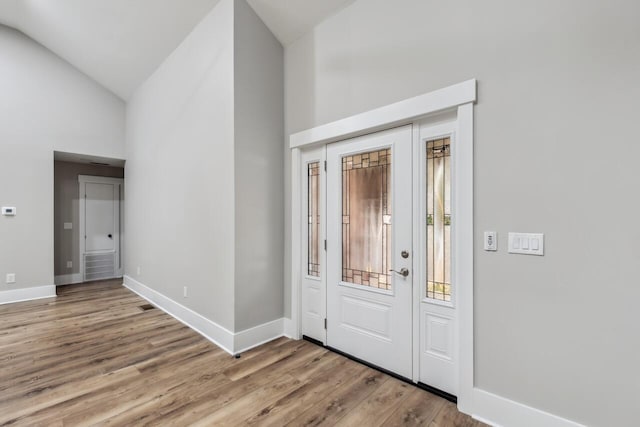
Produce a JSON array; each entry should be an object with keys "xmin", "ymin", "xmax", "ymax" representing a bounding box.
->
[
  {"xmin": 78, "ymin": 175, "xmax": 125, "ymax": 281},
  {"xmin": 288, "ymin": 79, "xmax": 476, "ymax": 413}
]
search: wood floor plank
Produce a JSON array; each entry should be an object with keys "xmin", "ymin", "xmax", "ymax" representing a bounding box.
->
[
  {"xmin": 244, "ymin": 356, "xmax": 365, "ymax": 426},
  {"xmin": 0, "ymin": 280, "xmax": 485, "ymax": 426},
  {"xmin": 334, "ymin": 377, "xmax": 416, "ymax": 427},
  {"xmin": 430, "ymin": 401, "xmax": 486, "ymax": 427},
  {"xmin": 286, "ymin": 368, "xmax": 390, "ymax": 426},
  {"xmin": 380, "ymin": 386, "xmax": 446, "ymax": 426}
]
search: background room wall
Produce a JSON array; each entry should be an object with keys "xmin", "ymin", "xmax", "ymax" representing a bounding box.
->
[
  {"xmin": 283, "ymin": 0, "xmax": 640, "ymax": 426},
  {"xmin": 0, "ymin": 25, "xmax": 125, "ymax": 295},
  {"xmin": 53, "ymin": 161, "xmax": 124, "ymax": 283}
]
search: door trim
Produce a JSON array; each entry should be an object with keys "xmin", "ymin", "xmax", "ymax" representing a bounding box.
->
[
  {"xmin": 78, "ymin": 175, "xmax": 124, "ymax": 282},
  {"xmin": 288, "ymin": 79, "xmax": 475, "ymax": 413},
  {"xmin": 289, "ymin": 79, "xmax": 476, "ymax": 148}
]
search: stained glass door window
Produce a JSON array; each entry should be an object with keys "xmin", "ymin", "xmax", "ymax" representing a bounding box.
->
[
  {"xmin": 426, "ymin": 137, "xmax": 451, "ymax": 301},
  {"xmin": 308, "ymin": 162, "xmax": 320, "ymax": 276},
  {"xmin": 341, "ymin": 149, "xmax": 392, "ymax": 290}
]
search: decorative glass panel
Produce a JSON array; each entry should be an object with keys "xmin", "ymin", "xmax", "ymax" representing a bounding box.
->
[
  {"xmin": 427, "ymin": 138, "xmax": 451, "ymax": 301},
  {"xmin": 308, "ymin": 162, "xmax": 320, "ymax": 277},
  {"xmin": 342, "ymin": 149, "xmax": 392, "ymax": 290}
]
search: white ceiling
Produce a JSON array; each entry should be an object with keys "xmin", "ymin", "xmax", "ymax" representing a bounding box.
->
[
  {"xmin": 0, "ymin": 0, "xmax": 354, "ymax": 100},
  {"xmin": 247, "ymin": 0, "xmax": 354, "ymax": 46}
]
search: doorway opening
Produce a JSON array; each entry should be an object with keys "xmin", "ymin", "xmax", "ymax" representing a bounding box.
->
[
  {"xmin": 290, "ymin": 81, "xmax": 476, "ymax": 411},
  {"xmin": 53, "ymin": 151, "xmax": 125, "ymax": 286}
]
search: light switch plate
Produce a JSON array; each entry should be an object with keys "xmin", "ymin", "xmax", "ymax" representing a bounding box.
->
[
  {"xmin": 508, "ymin": 232, "xmax": 544, "ymax": 256},
  {"xmin": 484, "ymin": 231, "xmax": 497, "ymax": 251},
  {"xmin": 6, "ymin": 273, "xmax": 16, "ymax": 284},
  {"xmin": 67, "ymin": 261, "xmax": 73, "ymax": 269},
  {"xmin": 64, "ymin": 222, "xmax": 73, "ymax": 230}
]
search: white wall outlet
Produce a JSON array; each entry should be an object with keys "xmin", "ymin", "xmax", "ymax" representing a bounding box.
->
[
  {"xmin": 484, "ymin": 231, "xmax": 497, "ymax": 251},
  {"xmin": 137, "ymin": 266, "xmax": 141, "ymax": 275},
  {"xmin": 1, "ymin": 207, "xmax": 16, "ymax": 216},
  {"xmin": 66, "ymin": 261, "xmax": 73, "ymax": 269},
  {"xmin": 64, "ymin": 222, "xmax": 73, "ymax": 230},
  {"xmin": 6, "ymin": 273, "xmax": 16, "ymax": 284},
  {"xmin": 183, "ymin": 286, "xmax": 188, "ymax": 298},
  {"xmin": 508, "ymin": 232, "xmax": 544, "ymax": 256}
]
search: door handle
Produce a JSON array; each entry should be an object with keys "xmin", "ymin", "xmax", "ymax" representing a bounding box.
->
[
  {"xmin": 389, "ymin": 268, "xmax": 409, "ymax": 277},
  {"xmin": 108, "ymin": 234, "xmax": 113, "ymax": 239}
]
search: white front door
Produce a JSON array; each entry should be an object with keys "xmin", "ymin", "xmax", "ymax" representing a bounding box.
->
[
  {"xmin": 327, "ymin": 125, "xmax": 413, "ymax": 379},
  {"xmin": 80, "ymin": 176, "xmax": 123, "ymax": 282}
]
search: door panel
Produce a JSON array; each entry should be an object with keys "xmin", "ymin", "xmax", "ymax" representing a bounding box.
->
[
  {"xmin": 416, "ymin": 121, "xmax": 458, "ymax": 395},
  {"xmin": 81, "ymin": 179, "xmax": 122, "ymax": 282},
  {"xmin": 301, "ymin": 148, "xmax": 326, "ymax": 343},
  {"xmin": 327, "ymin": 125, "xmax": 413, "ymax": 379},
  {"xmin": 85, "ymin": 183, "xmax": 116, "ymax": 252}
]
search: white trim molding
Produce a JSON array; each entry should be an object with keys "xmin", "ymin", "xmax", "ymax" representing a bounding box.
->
[
  {"xmin": 234, "ymin": 318, "xmax": 284, "ymax": 354},
  {"xmin": 283, "ymin": 318, "xmax": 297, "ymax": 338},
  {"xmin": 290, "ymin": 79, "xmax": 476, "ymax": 148},
  {"xmin": 123, "ymin": 275, "xmax": 284, "ymax": 355},
  {"xmin": 472, "ymin": 389, "xmax": 586, "ymax": 427},
  {"xmin": 0, "ymin": 285, "xmax": 56, "ymax": 305},
  {"xmin": 54, "ymin": 273, "xmax": 83, "ymax": 286}
]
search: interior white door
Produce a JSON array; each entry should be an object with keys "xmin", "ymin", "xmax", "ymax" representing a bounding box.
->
[
  {"xmin": 85, "ymin": 183, "xmax": 116, "ymax": 252},
  {"xmin": 82, "ymin": 180, "xmax": 121, "ymax": 281},
  {"xmin": 327, "ymin": 125, "xmax": 413, "ymax": 379}
]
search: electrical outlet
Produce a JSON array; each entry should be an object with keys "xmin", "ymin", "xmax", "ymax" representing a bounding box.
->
[
  {"xmin": 6, "ymin": 273, "xmax": 16, "ymax": 284},
  {"xmin": 183, "ymin": 287, "xmax": 188, "ymax": 298},
  {"xmin": 66, "ymin": 261, "xmax": 73, "ymax": 269},
  {"xmin": 137, "ymin": 266, "xmax": 141, "ymax": 275}
]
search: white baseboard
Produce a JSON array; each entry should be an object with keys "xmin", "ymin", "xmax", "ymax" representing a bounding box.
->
[
  {"xmin": 235, "ymin": 318, "xmax": 284, "ymax": 354},
  {"xmin": 55, "ymin": 273, "xmax": 83, "ymax": 286},
  {"xmin": 0, "ymin": 285, "xmax": 57, "ymax": 305},
  {"xmin": 124, "ymin": 275, "xmax": 235, "ymax": 354},
  {"xmin": 123, "ymin": 275, "xmax": 285, "ymax": 355},
  {"xmin": 283, "ymin": 317, "xmax": 297, "ymax": 339},
  {"xmin": 472, "ymin": 388, "xmax": 585, "ymax": 427}
]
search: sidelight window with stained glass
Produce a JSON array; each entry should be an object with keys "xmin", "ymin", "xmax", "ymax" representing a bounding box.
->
[
  {"xmin": 341, "ymin": 148, "xmax": 392, "ymax": 290},
  {"xmin": 426, "ymin": 137, "xmax": 451, "ymax": 301},
  {"xmin": 308, "ymin": 162, "xmax": 320, "ymax": 277}
]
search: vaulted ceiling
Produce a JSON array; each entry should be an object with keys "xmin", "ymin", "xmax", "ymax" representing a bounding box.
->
[{"xmin": 0, "ymin": 0, "xmax": 354, "ymax": 100}]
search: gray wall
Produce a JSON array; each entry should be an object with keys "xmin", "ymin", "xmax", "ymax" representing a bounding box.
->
[
  {"xmin": 53, "ymin": 161, "xmax": 124, "ymax": 278},
  {"xmin": 125, "ymin": 0, "xmax": 283, "ymax": 333},
  {"xmin": 0, "ymin": 25, "xmax": 125, "ymax": 293},
  {"xmin": 284, "ymin": 1, "xmax": 640, "ymax": 426},
  {"xmin": 233, "ymin": 0, "xmax": 284, "ymax": 331},
  {"xmin": 126, "ymin": 0, "xmax": 237, "ymax": 331}
]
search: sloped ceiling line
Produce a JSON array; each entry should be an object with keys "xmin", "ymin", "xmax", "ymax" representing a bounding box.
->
[{"xmin": 0, "ymin": 0, "xmax": 355, "ymax": 100}]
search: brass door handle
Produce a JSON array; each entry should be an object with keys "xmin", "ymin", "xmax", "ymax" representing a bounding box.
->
[{"xmin": 390, "ymin": 268, "xmax": 409, "ymax": 277}]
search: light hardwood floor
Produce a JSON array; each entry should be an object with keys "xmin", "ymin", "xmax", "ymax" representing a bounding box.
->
[{"xmin": 0, "ymin": 280, "xmax": 485, "ymax": 426}]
